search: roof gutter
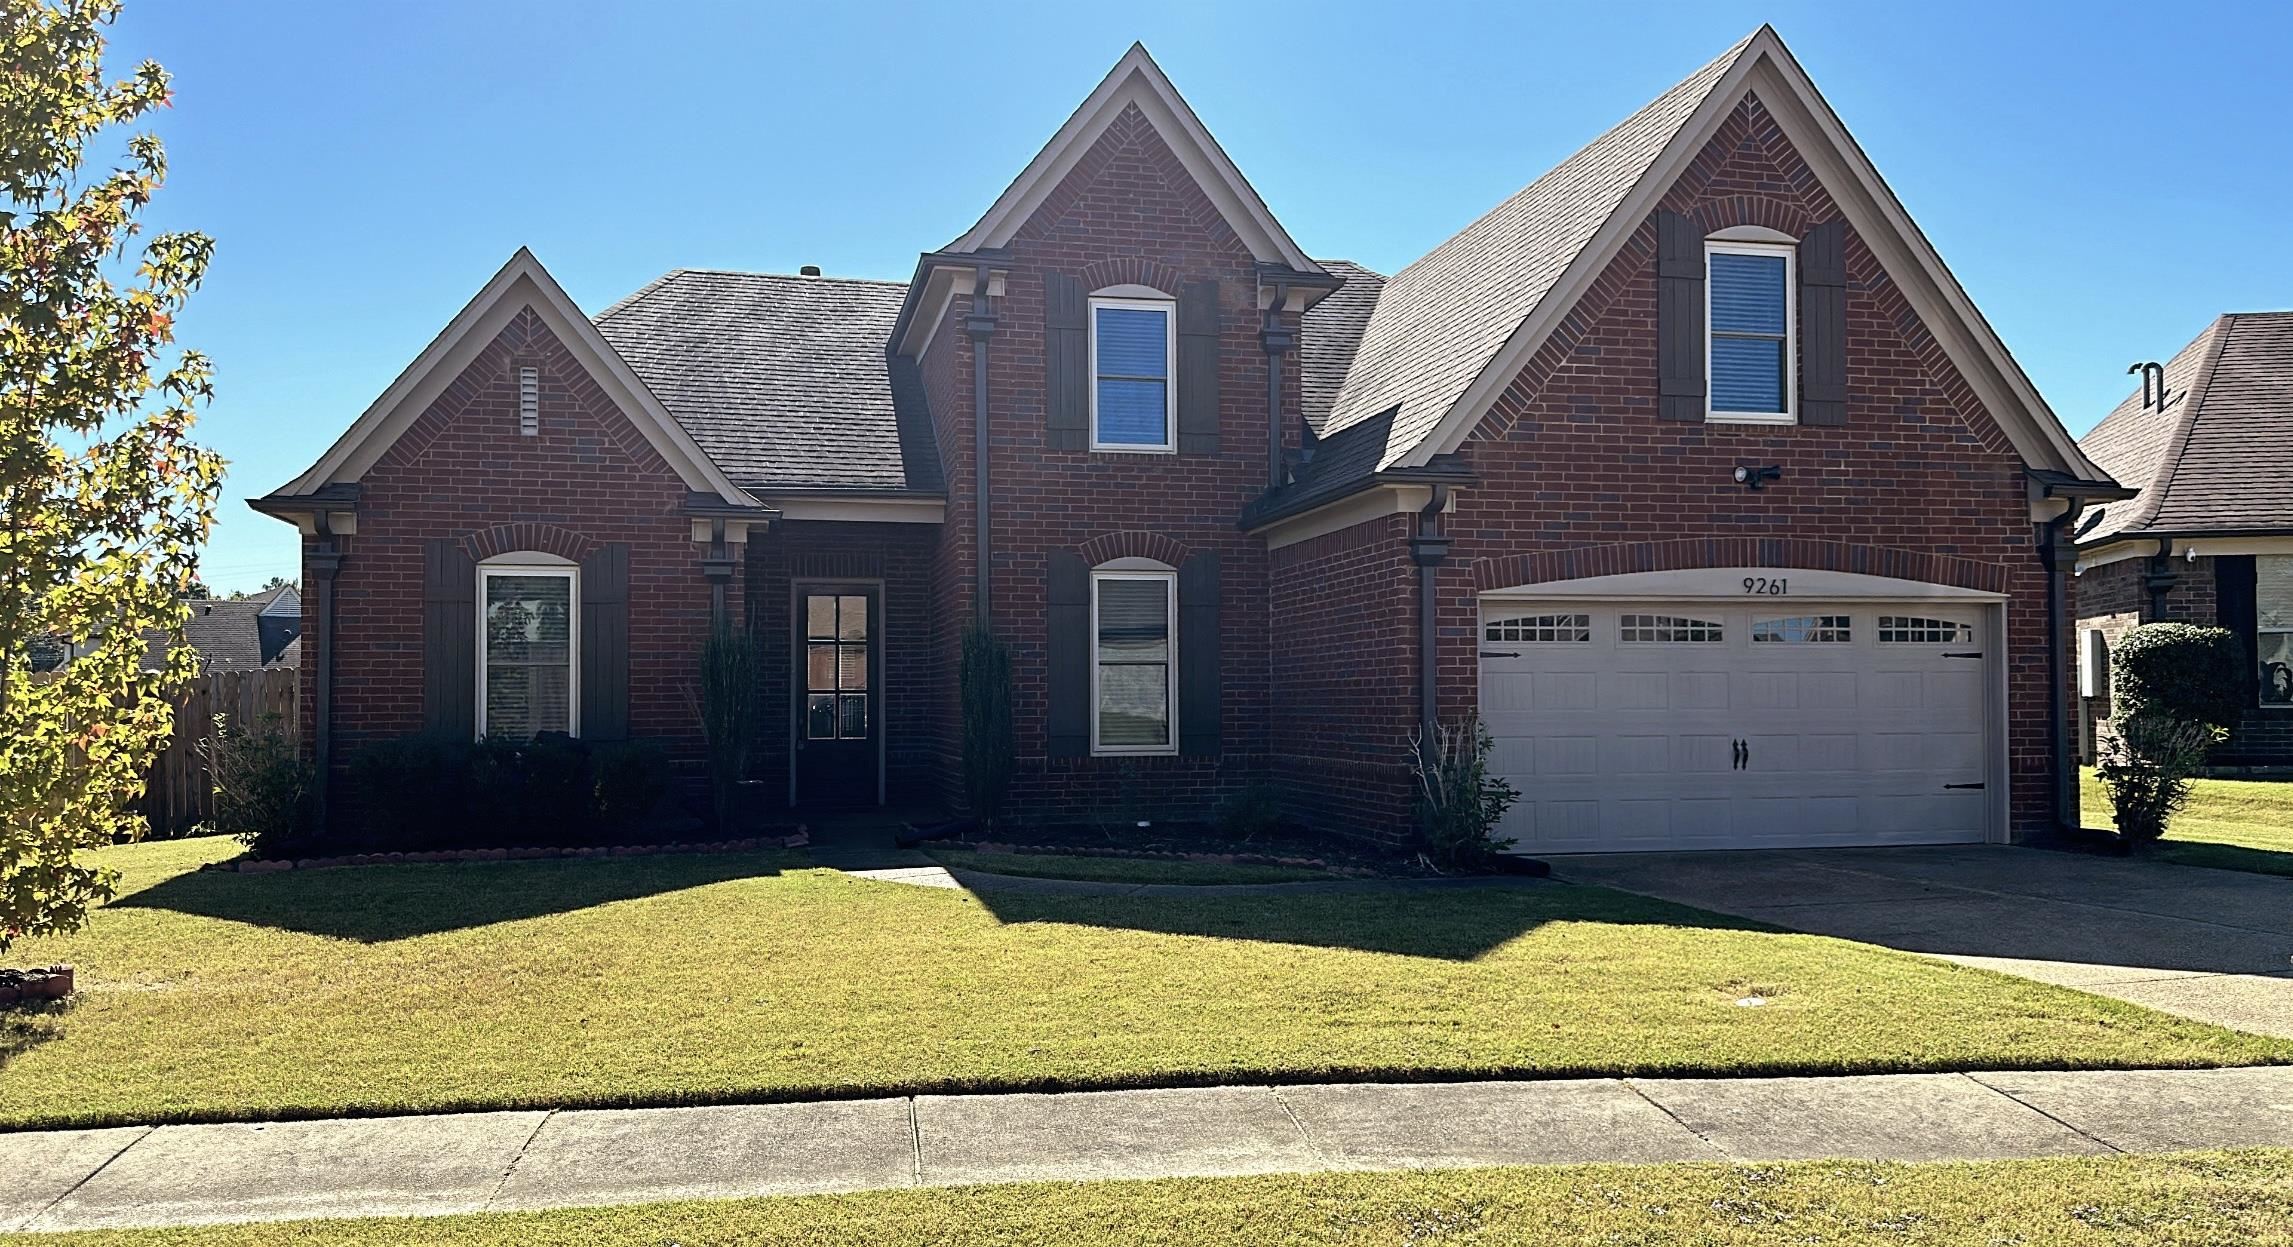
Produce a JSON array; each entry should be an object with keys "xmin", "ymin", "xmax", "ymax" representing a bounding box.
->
[{"xmin": 1237, "ymin": 462, "xmax": 1476, "ymax": 533}]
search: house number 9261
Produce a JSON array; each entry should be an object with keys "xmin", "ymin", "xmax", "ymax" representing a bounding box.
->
[{"xmin": 1743, "ymin": 576, "xmax": 1788, "ymax": 596}]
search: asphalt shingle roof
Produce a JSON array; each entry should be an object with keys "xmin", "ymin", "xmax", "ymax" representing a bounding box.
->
[
  {"xmin": 2079, "ymin": 312, "xmax": 2293, "ymax": 543},
  {"xmin": 595, "ymin": 270, "xmax": 942, "ymax": 495},
  {"xmin": 1320, "ymin": 34, "xmax": 1754, "ymax": 472},
  {"xmin": 1299, "ymin": 260, "xmax": 1385, "ymax": 430},
  {"xmin": 144, "ymin": 600, "xmax": 266, "ymax": 673}
]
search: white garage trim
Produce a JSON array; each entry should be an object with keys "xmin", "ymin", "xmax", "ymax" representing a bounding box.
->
[
  {"xmin": 1479, "ymin": 567, "xmax": 2008, "ymax": 603},
  {"xmin": 1476, "ymin": 581, "xmax": 2010, "ymax": 853}
]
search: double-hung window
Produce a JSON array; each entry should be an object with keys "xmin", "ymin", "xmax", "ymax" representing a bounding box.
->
[
  {"xmin": 1089, "ymin": 295, "xmax": 1175, "ymax": 451},
  {"xmin": 1090, "ymin": 570, "xmax": 1176, "ymax": 754},
  {"xmin": 478, "ymin": 558, "xmax": 578, "ymax": 739},
  {"xmin": 1707, "ymin": 241, "xmax": 1794, "ymax": 422},
  {"xmin": 2259, "ymin": 555, "xmax": 2293, "ymax": 706}
]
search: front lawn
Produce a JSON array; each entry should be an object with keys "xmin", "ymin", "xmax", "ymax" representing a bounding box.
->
[
  {"xmin": 2, "ymin": 836, "xmax": 2285, "ymax": 1131},
  {"xmin": 2082, "ymin": 768, "xmax": 2293, "ymax": 876},
  {"xmin": 10, "ymin": 1151, "xmax": 2291, "ymax": 1245}
]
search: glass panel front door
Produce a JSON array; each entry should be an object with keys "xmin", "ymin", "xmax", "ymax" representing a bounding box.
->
[{"xmin": 795, "ymin": 588, "xmax": 878, "ymax": 806}]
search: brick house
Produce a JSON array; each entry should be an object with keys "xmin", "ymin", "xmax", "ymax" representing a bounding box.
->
[
  {"xmin": 2073, "ymin": 313, "xmax": 2293, "ymax": 772},
  {"xmin": 255, "ymin": 28, "xmax": 2124, "ymax": 851}
]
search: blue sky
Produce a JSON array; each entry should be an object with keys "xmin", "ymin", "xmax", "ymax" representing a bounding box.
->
[{"xmin": 104, "ymin": 0, "xmax": 2293, "ymax": 592}]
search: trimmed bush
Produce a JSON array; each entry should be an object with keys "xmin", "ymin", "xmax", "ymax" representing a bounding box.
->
[
  {"xmin": 346, "ymin": 731, "xmax": 676, "ymax": 853},
  {"xmin": 1215, "ymin": 783, "xmax": 1289, "ymax": 843},
  {"xmin": 592, "ymin": 739, "xmax": 671, "ymax": 835},
  {"xmin": 2112, "ymin": 623, "xmax": 2244, "ymax": 730},
  {"xmin": 960, "ymin": 626, "xmax": 1015, "ymax": 829},
  {"xmin": 2097, "ymin": 713, "xmax": 2217, "ymax": 843}
]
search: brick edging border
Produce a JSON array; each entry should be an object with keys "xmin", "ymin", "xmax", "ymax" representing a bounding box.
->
[
  {"xmin": 955, "ymin": 842, "xmax": 1376, "ymax": 878},
  {"xmin": 0, "ymin": 966, "xmax": 73, "ymax": 1004},
  {"xmin": 208, "ymin": 831, "xmax": 813, "ymax": 874}
]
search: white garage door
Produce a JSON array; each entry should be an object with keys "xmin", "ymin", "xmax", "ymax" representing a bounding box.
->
[{"xmin": 1478, "ymin": 600, "xmax": 1993, "ymax": 853}]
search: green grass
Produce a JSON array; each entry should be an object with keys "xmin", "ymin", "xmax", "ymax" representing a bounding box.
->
[
  {"xmin": 3, "ymin": 835, "xmax": 2286, "ymax": 1131},
  {"xmin": 2082, "ymin": 767, "xmax": 2293, "ymax": 876},
  {"xmin": 926, "ymin": 847, "xmax": 1332, "ymax": 885},
  {"xmin": 10, "ymin": 1152, "xmax": 2293, "ymax": 1245}
]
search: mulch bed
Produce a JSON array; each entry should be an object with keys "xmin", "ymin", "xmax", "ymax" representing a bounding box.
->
[
  {"xmin": 0, "ymin": 966, "xmax": 72, "ymax": 1005},
  {"xmin": 939, "ymin": 821, "xmax": 1441, "ymax": 878}
]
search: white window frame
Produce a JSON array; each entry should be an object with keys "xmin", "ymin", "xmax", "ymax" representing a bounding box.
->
[
  {"xmin": 1089, "ymin": 568, "xmax": 1178, "ymax": 756},
  {"xmin": 1705, "ymin": 240, "xmax": 1796, "ymax": 425},
  {"xmin": 476, "ymin": 554, "xmax": 579, "ymax": 739},
  {"xmin": 1087, "ymin": 294, "xmax": 1177, "ymax": 454}
]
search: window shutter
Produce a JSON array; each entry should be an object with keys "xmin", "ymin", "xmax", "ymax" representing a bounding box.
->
[
  {"xmin": 1045, "ymin": 272, "xmax": 1088, "ymax": 451},
  {"xmin": 2219, "ymin": 554, "xmax": 2260, "ymax": 705},
  {"xmin": 1799, "ymin": 219, "xmax": 1848, "ymax": 426},
  {"xmin": 1176, "ymin": 280, "xmax": 1221, "ymax": 455},
  {"xmin": 1177, "ymin": 551, "xmax": 1221, "ymax": 758},
  {"xmin": 580, "ymin": 543, "xmax": 630, "ymax": 740},
  {"xmin": 1656, "ymin": 211, "xmax": 1706, "ymax": 422},
  {"xmin": 1046, "ymin": 550, "xmax": 1090, "ymax": 757},
  {"xmin": 422, "ymin": 539, "xmax": 476, "ymax": 739}
]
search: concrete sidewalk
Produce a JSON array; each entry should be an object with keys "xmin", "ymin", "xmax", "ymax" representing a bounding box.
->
[{"xmin": 6, "ymin": 1066, "xmax": 2293, "ymax": 1232}]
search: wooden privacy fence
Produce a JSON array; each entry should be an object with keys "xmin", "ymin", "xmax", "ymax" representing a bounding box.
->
[{"xmin": 144, "ymin": 667, "xmax": 299, "ymax": 837}]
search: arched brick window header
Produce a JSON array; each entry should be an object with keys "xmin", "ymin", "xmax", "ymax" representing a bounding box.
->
[
  {"xmin": 1077, "ymin": 530, "xmax": 1191, "ymax": 569},
  {"xmin": 462, "ymin": 521, "xmax": 595, "ymax": 564},
  {"xmin": 1473, "ymin": 538, "xmax": 2009, "ymax": 596},
  {"xmin": 1683, "ymin": 196, "xmax": 1816, "ymax": 241},
  {"xmin": 1077, "ymin": 257, "xmax": 1185, "ymax": 298}
]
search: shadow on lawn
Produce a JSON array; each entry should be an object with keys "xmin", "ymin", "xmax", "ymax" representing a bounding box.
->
[
  {"xmin": 967, "ymin": 879, "xmax": 1773, "ymax": 960},
  {"xmin": 109, "ymin": 852, "xmax": 792, "ymax": 943},
  {"xmin": 2157, "ymin": 841, "xmax": 2293, "ymax": 880}
]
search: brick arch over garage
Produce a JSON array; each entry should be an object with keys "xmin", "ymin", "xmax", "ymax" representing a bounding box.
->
[
  {"xmin": 1471, "ymin": 538, "xmax": 2011, "ymax": 596},
  {"xmin": 461, "ymin": 521, "xmax": 596, "ymax": 563},
  {"xmin": 1078, "ymin": 529, "xmax": 1191, "ymax": 568}
]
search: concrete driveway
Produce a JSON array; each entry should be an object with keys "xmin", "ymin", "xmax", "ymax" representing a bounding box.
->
[{"xmin": 1553, "ymin": 846, "xmax": 2293, "ymax": 1039}]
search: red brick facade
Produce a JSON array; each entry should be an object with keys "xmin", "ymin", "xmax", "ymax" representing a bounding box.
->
[
  {"xmin": 2074, "ymin": 553, "xmax": 2292, "ymax": 769},
  {"xmin": 305, "ymin": 310, "xmax": 737, "ymax": 791}
]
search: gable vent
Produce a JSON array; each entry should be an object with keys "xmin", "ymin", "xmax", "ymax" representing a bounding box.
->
[{"xmin": 518, "ymin": 367, "xmax": 540, "ymax": 436}]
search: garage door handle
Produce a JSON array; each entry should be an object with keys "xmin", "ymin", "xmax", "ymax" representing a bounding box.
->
[
  {"xmin": 1944, "ymin": 782, "xmax": 1985, "ymax": 790},
  {"xmin": 1480, "ymin": 650, "xmax": 1520, "ymax": 658},
  {"xmin": 1733, "ymin": 739, "xmax": 1748, "ymax": 770},
  {"xmin": 1944, "ymin": 652, "xmax": 1983, "ymax": 660}
]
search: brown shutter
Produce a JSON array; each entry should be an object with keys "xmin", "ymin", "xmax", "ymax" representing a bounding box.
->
[
  {"xmin": 1176, "ymin": 279, "xmax": 1221, "ymax": 455},
  {"xmin": 1046, "ymin": 549, "xmax": 1090, "ymax": 757},
  {"xmin": 1799, "ymin": 219, "xmax": 1848, "ymax": 426},
  {"xmin": 579, "ymin": 543, "xmax": 630, "ymax": 740},
  {"xmin": 1177, "ymin": 551, "xmax": 1221, "ymax": 757},
  {"xmin": 1656, "ymin": 210, "xmax": 1706, "ymax": 422},
  {"xmin": 422, "ymin": 539, "xmax": 476, "ymax": 739},
  {"xmin": 1045, "ymin": 271, "xmax": 1088, "ymax": 451}
]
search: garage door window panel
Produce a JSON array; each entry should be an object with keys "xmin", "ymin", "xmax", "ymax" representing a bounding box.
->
[
  {"xmin": 1754, "ymin": 615, "xmax": 1852, "ymax": 644},
  {"xmin": 1620, "ymin": 614, "xmax": 1724, "ymax": 644},
  {"xmin": 1878, "ymin": 616, "xmax": 1973, "ymax": 644},
  {"xmin": 1486, "ymin": 613, "xmax": 1592, "ymax": 643}
]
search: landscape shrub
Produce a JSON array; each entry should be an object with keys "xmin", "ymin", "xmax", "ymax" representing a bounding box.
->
[
  {"xmin": 959, "ymin": 626, "xmax": 1015, "ymax": 829},
  {"xmin": 197, "ymin": 711, "xmax": 316, "ymax": 857},
  {"xmin": 345, "ymin": 731, "xmax": 675, "ymax": 853},
  {"xmin": 1215, "ymin": 783, "xmax": 1289, "ymax": 843},
  {"xmin": 1410, "ymin": 715, "xmax": 1521, "ymax": 867},
  {"xmin": 2111, "ymin": 623, "xmax": 2244, "ymax": 729},
  {"xmin": 2097, "ymin": 713, "xmax": 2218, "ymax": 843},
  {"xmin": 697, "ymin": 624, "xmax": 764, "ymax": 834}
]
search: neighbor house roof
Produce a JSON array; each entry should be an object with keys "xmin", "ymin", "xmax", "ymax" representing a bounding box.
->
[
  {"xmin": 2079, "ymin": 312, "xmax": 2293, "ymax": 544},
  {"xmin": 145, "ymin": 600, "xmax": 266, "ymax": 673},
  {"xmin": 595, "ymin": 270, "xmax": 943, "ymax": 495}
]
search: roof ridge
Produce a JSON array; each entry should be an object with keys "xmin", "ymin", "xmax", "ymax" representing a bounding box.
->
[
  {"xmin": 2132, "ymin": 315, "xmax": 2235, "ymax": 535},
  {"xmin": 594, "ymin": 267, "xmax": 913, "ymax": 325},
  {"xmin": 668, "ymin": 266, "xmax": 913, "ymax": 287},
  {"xmin": 592, "ymin": 268, "xmax": 689, "ymax": 322}
]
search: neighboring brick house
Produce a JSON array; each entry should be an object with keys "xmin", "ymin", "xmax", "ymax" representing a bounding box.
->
[
  {"xmin": 256, "ymin": 27, "xmax": 2122, "ymax": 850},
  {"xmin": 2074, "ymin": 313, "xmax": 2293, "ymax": 772}
]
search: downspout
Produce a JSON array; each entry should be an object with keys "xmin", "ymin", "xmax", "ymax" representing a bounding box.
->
[
  {"xmin": 2143, "ymin": 536, "xmax": 2177, "ymax": 617},
  {"xmin": 965, "ymin": 263, "xmax": 998, "ymax": 629},
  {"xmin": 1260, "ymin": 284, "xmax": 1292, "ymax": 488},
  {"xmin": 307, "ymin": 513, "xmax": 344, "ymax": 827},
  {"xmin": 1410, "ymin": 485, "xmax": 1454, "ymax": 735},
  {"xmin": 702, "ymin": 517, "xmax": 734, "ymax": 631},
  {"xmin": 2037, "ymin": 504, "xmax": 2082, "ymax": 831}
]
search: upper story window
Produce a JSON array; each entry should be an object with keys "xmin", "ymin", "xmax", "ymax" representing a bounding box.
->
[
  {"xmin": 478, "ymin": 554, "xmax": 577, "ymax": 739},
  {"xmin": 1090, "ymin": 293, "xmax": 1175, "ymax": 452},
  {"xmin": 1707, "ymin": 241, "xmax": 1795, "ymax": 423},
  {"xmin": 2259, "ymin": 555, "xmax": 2293, "ymax": 707}
]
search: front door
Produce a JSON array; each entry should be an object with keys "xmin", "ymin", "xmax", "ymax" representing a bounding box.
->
[{"xmin": 793, "ymin": 586, "xmax": 880, "ymax": 807}]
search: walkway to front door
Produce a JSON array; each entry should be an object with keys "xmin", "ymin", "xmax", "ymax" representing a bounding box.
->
[{"xmin": 1554, "ymin": 846, "xmax": 2293, "ymax": 1039}]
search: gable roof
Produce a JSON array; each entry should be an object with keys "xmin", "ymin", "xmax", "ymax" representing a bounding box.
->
[
  {"xmin": 2079, "ymin": 312, "xmax": 2293, "ymax": 544},
  {"xmin": 268, "ymin": 249, "xmax": 760, "ymax": 510},
  {"xmin": 145, "ymin": 600, "xmax": 265, "ymax": 673},
  {"xmin": 1300, "ymin": 260, "xmax": 1385, "ymax": 428},
  {"xmin": 596, "ymin": 270, "xmax": 942, "ymax": 494},
  {"xmin": 1286, "ymin": 25, "xmax": 2109, "ymax": 517},
  {"xmin": 943, "ymin": 43, "xmax": 1322, "ymax": 276}
]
